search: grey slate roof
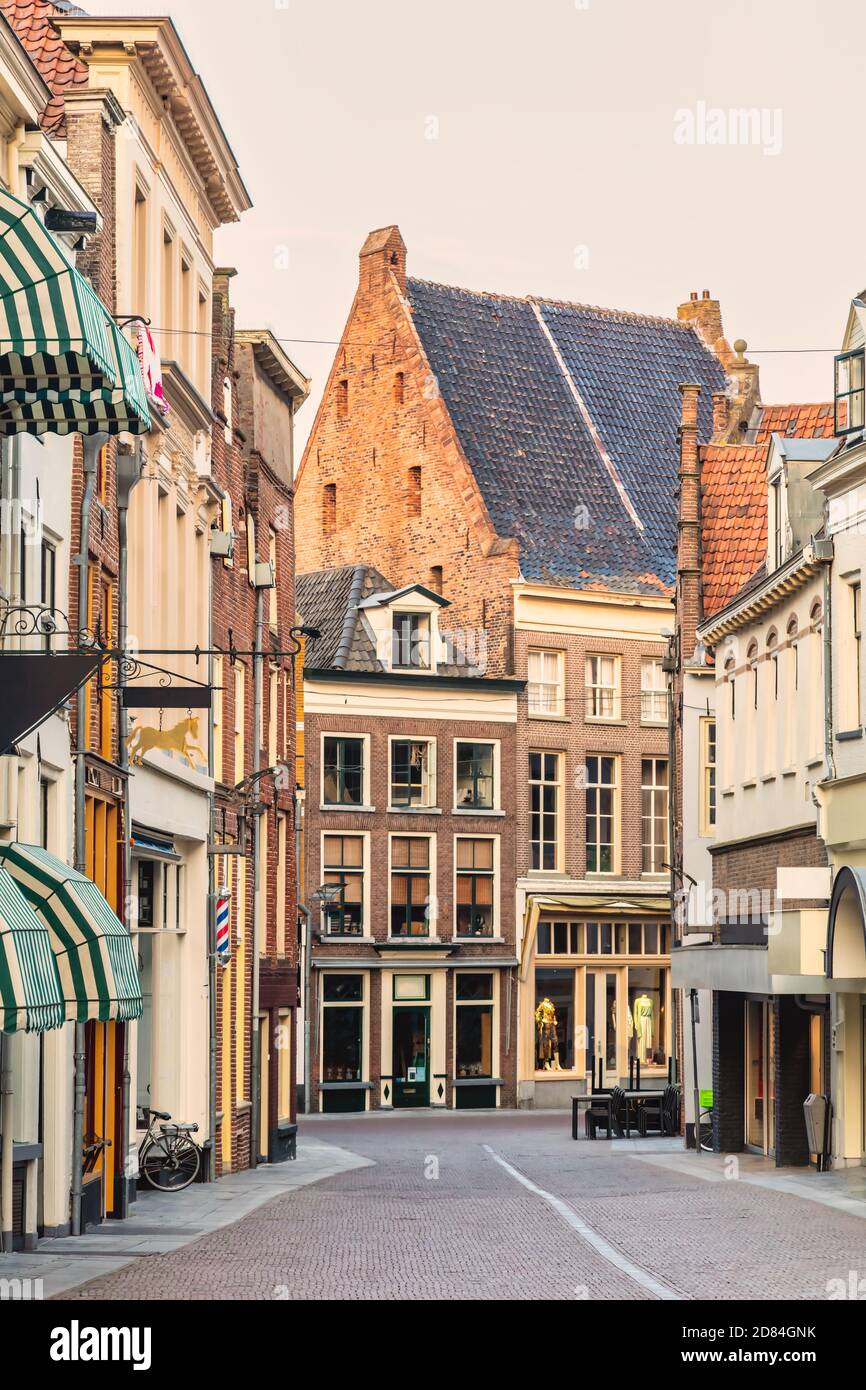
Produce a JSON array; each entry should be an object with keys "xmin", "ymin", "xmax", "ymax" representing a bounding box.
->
[
  {"xmin": 406, "ymin": 279, "xmax": 727, "ymax": 594},
  {"xmin": 296, "ymin": 564, "xmax": 470, "ymax": 675}
]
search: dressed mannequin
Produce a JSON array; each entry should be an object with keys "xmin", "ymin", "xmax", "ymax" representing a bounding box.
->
[
  {"xmin": 535, "ymin": 997, "xmax": 561, "ymax": 1070},
  {"xmin": 632, "ymin": 993, "xmax": 655, "ymax": 1062}
]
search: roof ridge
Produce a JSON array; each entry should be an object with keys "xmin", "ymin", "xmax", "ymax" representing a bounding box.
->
[
  {"xmin": 333, "ymin": 563, "xmax": 369, "ymax": 670},
  {"xmin": 407, "ymin": 275, "xmax": 694, "ymax": 331}
]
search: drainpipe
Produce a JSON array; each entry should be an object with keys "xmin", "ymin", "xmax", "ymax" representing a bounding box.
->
[
  {"xmin": 298, "ymin": 888, "xmax": 310, "ymax": 1117},
  {"xmin": 823, "ymin": 564, "xmax": 836, "ymax": 783},
  {"xmin": 206, "ymin": 525, "xmax": 217, "ymax": 1182},
  {"xmin": 116, "ymin": 444, "xmax": 143, "ymax": 1219},
  {"xmin": 71, "ymin": 434, "xmax": 103, "ymax": 1237},
  {"xmin": 249, "ymin": 587, "xmax": 264, "ymax": 1166}
]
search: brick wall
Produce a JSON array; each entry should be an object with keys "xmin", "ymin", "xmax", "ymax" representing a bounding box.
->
[
  {"xmin": 513, "ymin": 627, "xmax": 669, "ymax": 879},
  {"xmin": 293, "ymin": 227, "xmax": 519, "ymax": 676},
  {"xmin": 773, "ymin": 996, "xmax": 810, "ymax": 1166},
  {"xmin": 712, "ymin": 989, "xmax": 744, "ymax": 1152}
]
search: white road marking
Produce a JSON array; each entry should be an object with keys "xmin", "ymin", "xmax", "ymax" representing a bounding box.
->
[{"xmin": 482, "ymin": 1144, "xmax": 682, "ymax": 1301}]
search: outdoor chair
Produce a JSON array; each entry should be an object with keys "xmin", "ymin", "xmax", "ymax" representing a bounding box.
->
[{"xmin": 585, "ymin": 1085, "xmax": 626, "ymax": 1139}]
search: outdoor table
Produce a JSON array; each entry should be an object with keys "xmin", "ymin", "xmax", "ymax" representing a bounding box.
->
[{"xmin": 621, "ymin": 1088, "xmax": 666, "ymax": 1138}]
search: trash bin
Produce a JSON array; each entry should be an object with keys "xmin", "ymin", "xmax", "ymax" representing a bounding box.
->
[{"xmin": 804, "ymin": 1092, "xmax": 829, "ymax": 1165}]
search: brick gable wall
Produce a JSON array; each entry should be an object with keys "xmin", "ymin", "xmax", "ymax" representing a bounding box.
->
[{"xmin": 294, "ymin": 229, "xmax": 519, "ymax": 676}]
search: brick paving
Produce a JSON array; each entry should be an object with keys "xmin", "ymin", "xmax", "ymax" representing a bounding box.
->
[{"xmin": 61, "ymin": 1112, "xmax": 866, "ymax": 1301}]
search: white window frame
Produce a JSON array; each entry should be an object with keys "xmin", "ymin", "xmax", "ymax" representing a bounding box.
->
[
  {"xmin": 640, "ymin": 657, "xmax": 668, "ymax": 725},
  {"xmin": 320, "ymin": 731, "xmax": 372, "ymax": 810},
  {"xmin": 528, "ymin": 649, "xmax": 565, "ymax": 718},
  {"xmin": 319, "ymin": 830, "xmax": 371, "ymax": 937},
  {"xmin": 453, "ymin": 834, "xmax": 500, "ymax": 939},
  {"xmin": 388, "ymin": 831, "xmax": 437, "ymax": 939},
  {"xmin": 453, "ymin": 738, "xmax": 501, "ymax": 813},
  {"xmin": 585, "ymin": 653, "xmax": 621, "ymax": 721},
  {"xmin": 529, "ymin": 749, "xmax": 562, "ymax": 873},
  {"xmin": 640, "ymin": 757, "xmax": 669, "ymax": 876},
  {"xmin": 388, "ymin": 735, "xmax": 437, "ymax": 810},
  {"xmin": 585, "ymin": 753, "xmax": 620, "ymax": 876},
  {"xmin": 699, "ymin": 717, "xmax": 716, "ymax": 837}
]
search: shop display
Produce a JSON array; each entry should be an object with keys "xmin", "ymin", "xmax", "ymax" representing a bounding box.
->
[{"xmin": 535, "ymin": 995, "xmax": 562, "ymax": 1070}]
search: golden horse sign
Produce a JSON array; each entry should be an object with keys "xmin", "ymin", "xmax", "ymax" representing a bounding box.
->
[{"xmin": 126, "ymin": 715, "xmax": 207, "ymax": 770}]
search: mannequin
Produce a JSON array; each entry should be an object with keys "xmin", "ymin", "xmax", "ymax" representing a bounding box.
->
[
  {"xmin": 535, "ymin": 997, "xmax": 562, "ymax": 1070},
  {"xmin": 632, "ymin": 993, "xmax": 655, "ymax": 1062}
]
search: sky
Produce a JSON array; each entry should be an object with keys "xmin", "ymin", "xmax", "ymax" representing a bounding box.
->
[{"xmin": 85, "ymin": 0, "xmax": 865, "ymax": 451}]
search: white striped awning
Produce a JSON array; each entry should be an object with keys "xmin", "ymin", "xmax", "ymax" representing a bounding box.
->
[
  {"xmin": 0, "ymin": 864, "xmax": 64, "ymax": 1033},
  {"xmin": 0, "ymin": 188, "xmax": 151, "ymax": 436},
  {"xmin": 0, "ymin": 843, "xmax": 142, "ymax": 1024}
]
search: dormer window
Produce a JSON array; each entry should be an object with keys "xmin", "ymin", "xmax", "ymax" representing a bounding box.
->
[
  {"xmin": 835, "ymin": 349, "xmax": 865, "ymax": 434},
  {"xmin": 392, "ymin": 611, "xmax": 430, "ymax": 669}
]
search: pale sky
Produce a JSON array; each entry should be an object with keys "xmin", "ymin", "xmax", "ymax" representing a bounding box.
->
[{"xmin": 85, "ymin": 0, "xmax": 864, "ymax": 450}]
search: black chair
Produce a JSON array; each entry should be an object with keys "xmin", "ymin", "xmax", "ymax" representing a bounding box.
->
[
  {"xmin": 586, "ymin": 1085, "xmax": 626, "ymax": 1138},
  {"xmin": 636, "ymin": 1084, "xmax": 681, "ymax": 1137}
]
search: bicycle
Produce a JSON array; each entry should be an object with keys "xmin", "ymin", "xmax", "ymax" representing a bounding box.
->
[
  {"xmin": 696, "ymin": 1087, "xmax": 714, "ymax": 1153},
  {"xmin": 137, "ymin": 1105, "xmax": 202, "ymax": 1192}
]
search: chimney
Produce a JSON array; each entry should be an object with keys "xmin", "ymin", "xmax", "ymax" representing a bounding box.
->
[
  {"xmin": 712, "ymin": 390, "xmax": 729, "ymax": 439},
  {"xmin": 676, "ymin": 382, "xmax": 704, "ymax": 664},
  {"xmin": 677, "ymin": 289, "xmax": 732, "ymax": 370},
  {"xmin": 359, "ymin": 225, "xmax": 407, "ymax": 296}
]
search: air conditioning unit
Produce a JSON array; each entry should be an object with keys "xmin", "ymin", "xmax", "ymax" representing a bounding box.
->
[
  {"xmin": 253, "ymin": 560, "xmax": 276, "ymax": 590},
  {"xmin": 209, "ymin": 529, "xmax": 234, "ymax": 559}
]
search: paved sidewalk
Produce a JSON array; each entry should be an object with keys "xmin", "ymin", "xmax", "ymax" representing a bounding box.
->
[{"xmin": 0, "ymin": 1137, "xmax": 371, "ymax": 1299}]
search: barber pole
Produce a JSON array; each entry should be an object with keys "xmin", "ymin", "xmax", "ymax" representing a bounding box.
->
[{"xmin": 215, "ymin": 887, "xmax": 231, "ymax": 966}]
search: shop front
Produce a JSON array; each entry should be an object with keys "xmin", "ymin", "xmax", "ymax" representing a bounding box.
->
[
  {"xmin": 313, "ymin": 960, "xmax": 512, "ymax": 1112},
  {"xmin": 519, "ymin": 901, "xmax": 672, "ymax": 1108}
]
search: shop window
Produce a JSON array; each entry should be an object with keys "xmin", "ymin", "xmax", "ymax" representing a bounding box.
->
[
  {"xmin": 585, "ymin": 653, "xmax": 620, "ymax": 720},
  {"xmin": 392, "ymin": 612, "xmax": 430, "ymax": 670},
  {"xmin": 534, "ymin": 967, "xmax": 574, "ymax": 1071},
  {"xmin": 586, "ymin": 755, "xmax": 617, "ymax": 873},
  {"xmin": 322, "ymin": 978, "xmax": 363, "ymax": 1083},
  {"xmin": 529, "ymin": 750, "xmax": 560, "ymax": 870},
  {"xmin": 528, "ymin": 649, "xmax": 564, "ymax": 717},
  {"xmin": 455, "ymin": 973, "xmax": 493, "ymax": 1079},
  {"xmin": 627, "ymin": 966, "xmax": 667, "ymax": 1066},
  {"xmin": 640, "ymin": 758, "xmax": 669, "ymax": 874},
  {"xmin": 322, "ymin": 835, "xmax": 364, "ymax": 935},
  {"xmin": 390, "ymin": 738, "xmax": 435, "ymax": 807},
  {"xmin": 390, "ymin": 836, "xmax": 432, "ymax": 936},
  {"xmin": 323, "ymin": 735, "xmax": 364, "ymax": 805},
  {"xmin": 455, "ymin": 837, "xmax": 495, "ymax": 937},
  {"xmin": 455, "ymin": 741, "xmax": 495, "ymax": 809}
]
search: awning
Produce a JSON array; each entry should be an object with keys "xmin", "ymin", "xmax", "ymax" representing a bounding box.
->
[
  {"xmin": 0, "ymin": 843, "xmax": 142, "ymax": 1023},
  {"xmin": 0, "ymin": 652, "xmax": 102, "ymax": 756},
  {"xmin": 0, "ymin": 864, "xmax": 64, "ymax": 1033},
  {"xmin": 0, "ymin": 187, "xmax": 151, "ymax": 436}
]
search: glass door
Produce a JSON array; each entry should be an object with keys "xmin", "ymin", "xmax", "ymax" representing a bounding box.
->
[
  {"xmin": 585, "ymin": 970, "xmax": 620, "ymax": 1088},
  {"xmin": 745, "ymin": 1000, "xmax": 772, "ymax": 1153},
  {"xmin": 392, "ymin": 1006, "xmax": 430, "ymax": 1107}
]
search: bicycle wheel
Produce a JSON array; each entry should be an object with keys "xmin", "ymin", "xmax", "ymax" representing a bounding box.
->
[
  {"xmin": 698, "ymin": 1110, "xmax": 714, "ymax": 1153},
  {"xmin": 140, "ymin": 1133, "xmax": 201, "ymax": 1191}
]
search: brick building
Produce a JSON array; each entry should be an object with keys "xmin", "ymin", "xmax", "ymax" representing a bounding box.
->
[
  {"xmin": 295, "ymin": 227, "xmax": 736, "ymax": 1106},
  {"xmin": 672, "ymin": 381, "xmax": 838, "ymax": 1162},
  {"xmin": 210, "ymin": 274, "xmax": 309, "ymax": 1168},
  {"xmin": 296, "ymin": 564, "xmax": 522, "ymax": 1111}
]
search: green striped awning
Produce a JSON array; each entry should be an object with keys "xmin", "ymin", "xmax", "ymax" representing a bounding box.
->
[
  {"xmin": 0, "ymin": 187, "xmax": 151, "ymax": 436},
  {"xmin": 0, "ymin": 843, "xmax": 143, "ymax": 1024},
  {"xmin": 0, "ymin": 864, "xmax": 64, "ymax": 1033}
]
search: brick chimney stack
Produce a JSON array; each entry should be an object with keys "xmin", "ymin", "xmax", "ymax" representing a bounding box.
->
[
  {"xmin": 677, "ymin": 289, "xmax": 730, "ymax": 368},
  {"xmin": 359, "ymin": 225, "xmax": 407, "ymax": 296},
  {"xmin": 712, "ymin": 390, "xmax": 729, "ymax": 439},
  {"xmin": 676, "ymin": 382, "xmax": 704, "ymax": 665}
]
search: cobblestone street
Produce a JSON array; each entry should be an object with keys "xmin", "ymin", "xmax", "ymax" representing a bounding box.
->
[{"xmin": 53, "ymin": 1112, "xmax": 866, "ymax": 1301}]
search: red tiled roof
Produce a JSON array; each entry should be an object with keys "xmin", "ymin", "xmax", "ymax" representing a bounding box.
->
[
  {"xmin": 0, "ymin": 0, "xmax": 89, "ymax": 132},
  {"xmin": 701, "ymin": 443, "xmax": 768, "ymax": 619},
  {"xmin": 751, "ymin": 402, "xmax": 835, "ymax": 445}
]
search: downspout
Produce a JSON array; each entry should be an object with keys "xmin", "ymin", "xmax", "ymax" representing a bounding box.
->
[
  {"xmin": 298, "ymin": 892, "xmax": 310, "ymax": 1115},
  {"xmin": 206, "ymin": 528, "xmax": 217, "ymax": 1182},
  {"xmin": 0, "ymin": 437, "xmax": 21, "ymax": 1250},
  {"xmin": 116, "ymin": 444, "xmax": 143, "ymax": 1218},
  {"xmin": 71, "ymin": 434, "xmax": 102, "ymax": 1237},
  {"xmin": 249, "ymin": 587, "xmax": 264, "ymax": 1166},
  {"xmin": 823, "ymin": 563, "xmax": 836, "ymax": 783}
]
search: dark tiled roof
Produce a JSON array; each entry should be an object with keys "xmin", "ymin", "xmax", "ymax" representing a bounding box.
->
[
  {"xmin": 406, "ymin": 279, "xmax": 726, "ymax": 594},
  {"xmin": 700, "ymin": 444, "xmax": 768, "ymax": 619},
  {"xmin": 0, "ymin": 1, "xmax": 89, "ymax": 133}
]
